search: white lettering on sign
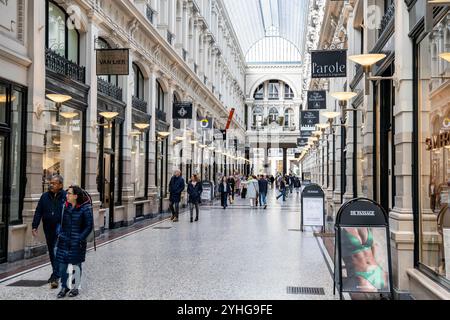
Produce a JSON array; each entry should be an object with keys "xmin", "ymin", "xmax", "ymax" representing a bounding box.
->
[{"xmin": 350, "ymin": 211, "xmax": 375, "ymax": 216}]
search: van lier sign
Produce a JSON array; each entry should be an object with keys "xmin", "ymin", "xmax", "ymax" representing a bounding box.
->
[
  {"xmin": 311, "ymin": 50, "xmax": 347, "ymax": 78},
  {"xmin": 96, "ymin": 49, "xmax": 130, "ymax": 76},
  {"xmin": 426, "ymin": 131, "xmax": 450, "ymax": 151}
]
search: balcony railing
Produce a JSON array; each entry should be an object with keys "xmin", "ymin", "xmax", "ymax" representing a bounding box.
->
[
  {"xmin": 379, "ymin": 2, "xmax": 395, "ymax": 36},
  {"xmin": 98, "ymin": 78, "xmax": 123, "ymax": 101},
  {"xmin": 132, "ymin": 96, "xmax": 148, "ymax": 113},
  {"xmin": 156, "ymin": 109, "xmax": 167, "ymax": 122},
  {"xmin": 45, "ymin": 48, "xmax": 85, "ymax": 83},
  {"xmin": 146, "ymin": 5, "xmax": 155, "ymax": 24},
  {"xmin": 283, "ymin": 126, "xmax": 297, "ymax": 131}
]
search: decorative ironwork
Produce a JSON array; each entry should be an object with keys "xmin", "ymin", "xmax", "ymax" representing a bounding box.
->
[
  {"xmin": 98, "ymin": 78, "xmax": 123, "ymax": 101},
  {"xmin": 132, "ymin": 96, "xmax": 148, "ymax": 113},
  {"xmin": 45, "ymin": 48, "xmax": 85, "ymax": 83},
  {"xmin": 167, "ymin": 31, "xmax": 174, "ymax": 45},
  {"xmin": 379, "ymin": 2, "xmax": 395, "ymax": 37},
  {"xmin": 146, "ymin": 5, "xmax": 155, "ymax": 24},
  {"xmin": 156, "ymin": 109, "xmax": 167, "ymax": 122}
]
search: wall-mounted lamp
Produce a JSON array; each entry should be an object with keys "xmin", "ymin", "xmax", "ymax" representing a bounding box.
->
[
  {"xmin": 36, "ymin": 94, "xmax": 73, "ymax": 120},
  {"xmin": 348, "ymin": 54, "xmax": 393, "ymax": 95}
]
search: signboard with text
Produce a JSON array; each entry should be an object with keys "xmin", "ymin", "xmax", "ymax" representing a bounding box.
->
[
  {"xmin": 311, "ymin": 50, "xmax": 347, "ymax": 78},
  {"xmin": 173, "ymin": 102, "xmax": 193, "ymax": 119},
  {"xmin": 96, "ymin": 49, "xmax": 130, "ymax": 75},
  {"xmin": 301, "ymin": 111, "xmax": 320, "ymax": 131},
  {"xmin": 308, "ymin": 91, "xmax": 327, "ymax": 110}
]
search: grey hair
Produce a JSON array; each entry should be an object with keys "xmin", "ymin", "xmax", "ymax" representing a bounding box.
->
[{"xmin": 51, "ymin": 175, "xmax": 64, "ymax": 185}]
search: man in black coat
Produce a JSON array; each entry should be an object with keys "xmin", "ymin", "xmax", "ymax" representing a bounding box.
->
[
  {"xmin": 169, "ymin": 170, "xmax": 185, "ymax": 222},
  {"xmin": 32, "ymin": 175, "xmax": 67, "ymax": 289},
  {"xmin": 258, "ymin": 175, "xmax": 269, "ymax": 209}
]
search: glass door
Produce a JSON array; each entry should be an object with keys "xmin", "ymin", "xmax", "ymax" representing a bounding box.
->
[{"xmin": 0, "ymin": 135, "xmax": 6, "ymax": 262}]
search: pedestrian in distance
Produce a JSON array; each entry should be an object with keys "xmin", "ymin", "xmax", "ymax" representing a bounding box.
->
[
  {"xmin": 32, "ymin": 175, "xmax": 67, "ymax": 289},
  {"xmin": 228, "ymin": 176, "xmax": 236, "ymax": 203},
  {"xmin": 187, "ymin": 174, "xmax": 203, "ymax": 223},
  {"xmin": 247, "ymin": 175, "xmax": 260, "ymax": 208},
  {"xmin": 258, "ymin": 175, "xmax": 269, "ymax": 209},
  {"xmin": 276, "ymin": 178, "xmax": 287, "ymax": 202},
  {"xmin": 55, "ymin": 185, "xmax": 93, "ymax": 299},
  {"xmin": 219, "ymin": 176, "xmax": 231, "ymax": 209},
  {"xmin": 169, "ymin": 170, "xmax": 186, "ymax": 222},
  {"xmin": 294, "ymin": 177, "xmax": 302, "ymax": 194},
  {"xmin": 240, "ymin": 176, "xmax": 248, "ymax": 199}
]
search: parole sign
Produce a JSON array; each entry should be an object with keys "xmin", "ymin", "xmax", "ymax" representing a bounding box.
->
[
  {"xmin": 96, "ymin": 49, "xmax": 130, "ymax": 76},
  {"xmin": 311, "ymin": 50, "xmax": 347, "ymax": 78}
]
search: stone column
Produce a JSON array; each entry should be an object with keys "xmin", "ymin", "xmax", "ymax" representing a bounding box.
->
[{"xmin": 148, "ymin": 65, "xmax": 159, "ymax": 214}]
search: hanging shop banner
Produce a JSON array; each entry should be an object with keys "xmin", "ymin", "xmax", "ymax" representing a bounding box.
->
[
  {"xmin": 301, "ymin": 184, "xmax": 325, "ymax": 232},
  {"xmin": 334, "ymin": 198, "xmax": 393, "ymax": 299},
  {"xmin": 213, "ymin": 129, "xmax": 224, "ymax": 141},
  {"xmin": 297, "ymin": 138, "xmax": 308, "ymax": 147},
  {"xmin": 301, "ymin": 111, "xmax": 320, "ymax": 131},
  {"xmin": 311, "ymin": 50, "xmax": 347, "ymax": 78},
  {"xmin": 308, "ymin": 91, "xmax": 327, "ymax": 110},
  {"xmin": 300, "ymin": 130, "xmax": 313, "ymax": 138},
  {"xmin": 225, "ymin": 108, "xmax": 236, "ymax": 130},
  {"xmin": 96, "ymin": 49, "xmax": 130, "ymax": 75},
  {"xmin": 173, "ymin": 102, "xmax": 193, "ymax": 119},
  {"xmin": 199, "ymin": 117, "xmax": 213, "ymax": 130}
]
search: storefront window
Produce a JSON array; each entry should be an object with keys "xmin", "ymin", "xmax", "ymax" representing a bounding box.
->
[
  {"xmin": 0, "ymin": 86, "xmax": 6, "ymax": 123},
  {"xmin": 418, "ymin": 18, "xmax": 450, "ymax": 283},
  {"xmin": 131, "ymin": 134, "xmax": 146, "ymax": 199},
  {"xmin": 42, "ymin": 100, "xmax": 82, "ymax": 191}
]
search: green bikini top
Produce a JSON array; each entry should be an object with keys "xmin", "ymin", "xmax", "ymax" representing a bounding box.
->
[{"xmin": 344, "ymin": 228, "xmax": 374, "ymax": 255}]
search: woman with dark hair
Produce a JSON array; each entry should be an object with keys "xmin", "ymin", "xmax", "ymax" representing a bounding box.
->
[
  {"xmin": 55, "ymin": 185, "xmax": 93, "ymax": 299},
  {"xmin": 218, "ymin": 176, "xmax": 231, "ymax": 209},
  {"xmin": 187, "ymin": 174, "xmax": 203, "ymax": 223}
]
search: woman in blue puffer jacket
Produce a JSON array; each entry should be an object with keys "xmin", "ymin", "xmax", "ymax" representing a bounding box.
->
[{"xmin": 55, "ymin": 185, "xmax": 93, "ymax": 299}]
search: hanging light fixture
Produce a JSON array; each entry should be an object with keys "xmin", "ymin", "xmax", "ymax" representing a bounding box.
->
[
  {"xmin": 99, "ymin": 111, "xmax": 119, "ymax": 121},
  {"xmin": 134, "ymin": 123, "xmax": 150, "ymax": 131},
  {"xmin": 330, "ymin": 92, "xmax": 358, "ymax": 102},
  {"xmin": 59, "ymin": 111, "xmax": 79, "ymax": 120},
  {"xmin": 158, "ymin": 131, "xmax": 171, "ymax": 138},
  {"xmin": 46, "ymin": 94, "xmax": 72, "ymax": 104},
  {"xmin": 348, "ymin": 54, "xmax": 386, "ymax": 69},
  {"xmin": 321, "ymin": 111, "xmax": 341, "ymax": 119}
]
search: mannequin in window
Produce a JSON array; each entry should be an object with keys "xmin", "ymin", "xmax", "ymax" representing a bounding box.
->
[{"xmin": 430, "ymin": 178, "xmax": 437, "ymax": 212}]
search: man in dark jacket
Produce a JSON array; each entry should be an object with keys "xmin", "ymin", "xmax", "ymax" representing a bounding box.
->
[
  {"xmin": 32, "ymin": 175, "xmax": 66, "ymax": 289},
  {"xmin": 169, "ymin": 170, "xmax": 185, "ymax": 222},
  {"xmin": 258, "ymin": 175, "xmax": 269, "ymax": 209}
]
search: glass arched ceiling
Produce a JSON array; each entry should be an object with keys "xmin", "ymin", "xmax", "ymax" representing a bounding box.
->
[{"xmin": 223, "ymin": 0, "xmax": 309, "ymax": 63}]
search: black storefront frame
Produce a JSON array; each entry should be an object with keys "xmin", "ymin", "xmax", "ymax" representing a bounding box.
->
[
  {"xmin": 410, "ymin": 5, "xmax": 450, "ymax": 290},
  {"xmin": 0, "ymin": 79, "xmax": 28, "ymax": 263}
]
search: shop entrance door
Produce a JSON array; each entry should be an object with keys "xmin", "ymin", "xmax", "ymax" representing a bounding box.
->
[
  {"xmin": 0, "ymin": 135, "xmax": 7, "ymax": 263},
  {"xmin": 103, "ymin": 151, "xmax": 115, "ymax": 229}
]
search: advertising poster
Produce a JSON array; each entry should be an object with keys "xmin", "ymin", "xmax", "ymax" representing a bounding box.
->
[
  {"xmin": 302, "ymin": 197, "xmax": 324, "ymax": 227},
  {"xmin": 339, "ymin": 227, "xmax": 391, "ymax": 293}
]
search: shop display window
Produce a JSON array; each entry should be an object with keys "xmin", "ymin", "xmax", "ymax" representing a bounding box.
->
[
  {"xmin": 42, "ymin": 100, "xmax": 82, "ymax": 191},
  {"xmin": 417, "ymin": 16, "xmax": 450, "ymax": 284},
  {"xmin": 131, "ymin": 134, "xmax": 146, "ymax": 199}
]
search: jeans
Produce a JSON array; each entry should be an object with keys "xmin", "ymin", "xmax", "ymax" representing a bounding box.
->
[
  {"xmin": 189, "ymin": 203, "xmax": 200, "ymax": 219},
  {"xmin": 169, "ymin": 202, "xmax": 180, "ymax": 218},
  {"xmin": 45, "ymin": 230, "xmax": 59, "ymax": 279},
  {"xmin": 59, "ymin": 263, "xmax": 83, "ymax": 290},
  {"xmin": 221, "ymin": 193, "xmax": 228, "ymax": 208},
  {"xmin": 259, "ymin": 192, "xmax": 267, "ymax": 206},
  {"xmin": 277, "ymin": 189, "xmax": 286, "ymax": 201}
]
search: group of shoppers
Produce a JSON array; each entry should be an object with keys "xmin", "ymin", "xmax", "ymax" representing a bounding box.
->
[
  {"xmin": 32, "ymin": 175, "xmax": 94, "ymax": 299},
  {"xmin": 218, "ymin": 174, "xmax": 270, "ymax": 209},
  {"xmin": 275, "ymin": 174, "xmax": 302, "ymax": 202}
]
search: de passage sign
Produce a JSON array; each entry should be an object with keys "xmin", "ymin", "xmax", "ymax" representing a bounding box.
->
[{"xmin": 311, "ymin": 50, "xmax": 347, "ymax": 78}]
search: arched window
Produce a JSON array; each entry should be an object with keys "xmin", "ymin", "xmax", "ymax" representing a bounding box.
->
[
  {"xmin": 254, "ymin": 84, "xmax": 264, "ymax": 100},
  {"xmin": 284, "ymin": 108, "xmax": 294, "ymax": 127},
  {"xmin": 252, "ymin": 106, "xmax": 263, "ymax": 127},
  {"xmin": 268, "ymin": 81, "xmax": 280, "ymax": 100},
  {"xmin": 46, "ymin": 0, "xmax": 80, "ymax": 63},
  {"xmin": 133, "ymin": 63, "xmax": 145, "ymax": 100},
  {"xmin": 157, "ymin": 80, "xmax": 165, "ymax": 111},
  {"xmin": 97, "ymin": 38, "xmax": 118, "ymax": 86},
  {"xmin": 269, "ymin": 107, "xmax": 279, "ymax": 124},
  {"xmin": 285, "ymin": 84, "xmax": 294, "ymax": 100}
]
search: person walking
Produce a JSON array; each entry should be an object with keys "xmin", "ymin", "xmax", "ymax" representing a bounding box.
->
[
  {"xmin": 294, "ymin": 177, "xmax": 302, "ymax": 194},
  {"xmin": 228, "ymin": 176, "xmax": 236, "ymax": 204},
  {"xmin": 169, "ymin": 170, "xmax": 185, "ymax": 222},
  {"xmin": 55, "ymin": 185, "xmax": 93, "ymax": 298},
  {"xmin": 32, "ymin": 175, "xmax": 67, "ymax": 289},
  {"xmin": 258, "ymin": 175, "xmax": 269, "ymax": 209},
  {"xmin": 240, "ymin": 176, "xmax": 248, "ymax": 199},
  {"xmin": 247, "ymin": 175, "xmax": 260, "ymax": 208},
  {"xmin": 218, "ymin": 176, "xmax": 231, "ymax": 209},
  {"xmin": 187, "ymin": 174, "xmax": 203, "ymax": 223},
  {"xmin": 276, "ymin": 177, "xmax": 287, "ymax": 202}
]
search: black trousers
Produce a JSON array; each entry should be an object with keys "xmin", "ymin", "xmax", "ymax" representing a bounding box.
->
[
  {"xmin": 221, "ymin": 193, "xmax": 228, "ymax": 208},
  {"xmin": 189, "ymin": 203, "xmax": 200, "ymax": 219},
  {"xmin": 169, "ymin": 202, "xmax": 180, "ymax": 218},
  {"xmin": 44, "ymin": 229, "xmax": 59, "ymax": 278}
]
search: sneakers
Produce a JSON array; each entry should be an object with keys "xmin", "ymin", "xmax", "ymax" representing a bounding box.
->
[
  {"xmin": 264, "ymin": 205, "xmax": 267, "ymax": 210},
  {"xmin": 50, "ymin": 279, "xmax": 59, "ymax": 289},
  {"xmin": 173, "ymin": 217, "xmax": 179, "ymax": 222},
  {"xmin": 195, "ymin": 217, "xmax": 199, "ymax": 222},
  {"xmin": 57, "ymin": 288, "xmax": 70, "ymax": 299},
  {"xmin": 170, "ymin": 216, "xmax": 175, "ymax": 221}
]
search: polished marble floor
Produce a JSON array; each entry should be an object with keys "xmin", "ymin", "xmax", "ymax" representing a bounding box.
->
[{"xmin": 0, "ymin": 190, "xmax": 338, "ymax": 300}]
